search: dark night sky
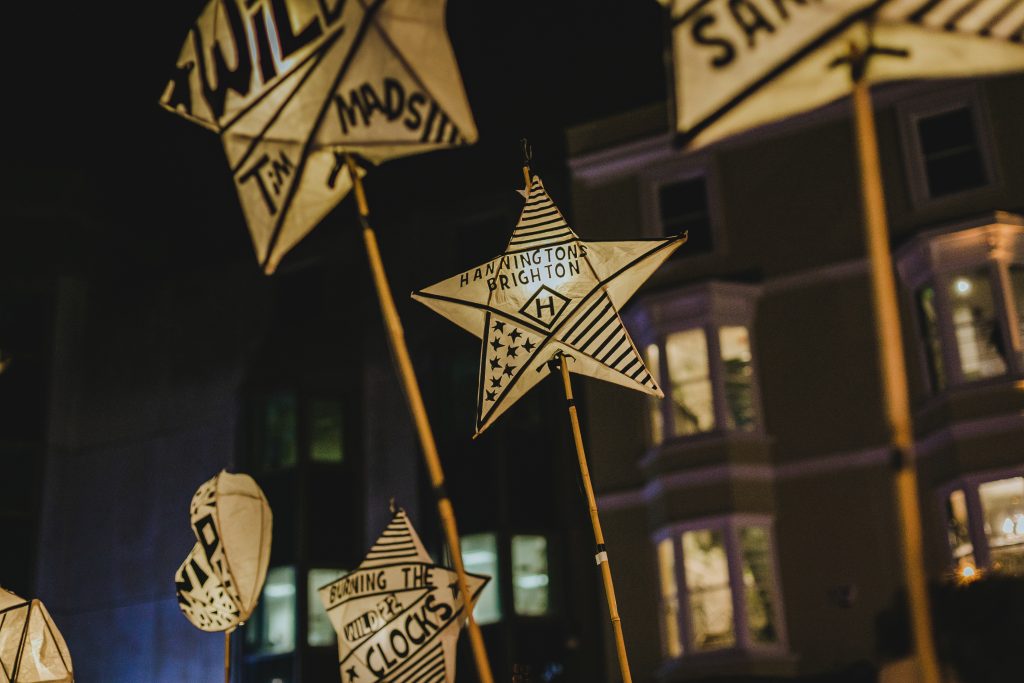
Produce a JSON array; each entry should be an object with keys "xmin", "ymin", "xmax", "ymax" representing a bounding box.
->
[{"xmin": 2, "ymin": 0, "xmax": 668, "ymax": 279}]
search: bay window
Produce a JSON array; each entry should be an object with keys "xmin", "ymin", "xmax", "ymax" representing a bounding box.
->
[
  {"xmin": 630, "ymin": 283, "xmax": 761, "ymax": 446},
  {"xmin": 897, "ymin": 217, "xmax": 1024, "ymax": 394},
  {"xmin": 942, "ymin": 470, "xmax": 1024, "ymax": 579},
  {"xmin": 654, "ymin": 516, "xmax": 786, "ymax": 660}
]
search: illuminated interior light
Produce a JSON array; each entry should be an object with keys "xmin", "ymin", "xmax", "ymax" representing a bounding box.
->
[{"xmin": 954, "ymin": 278, "xmax": 972, "ymax": 295}]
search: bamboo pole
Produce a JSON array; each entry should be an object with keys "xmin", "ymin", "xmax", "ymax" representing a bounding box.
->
[
  {"xmin": 848, "ymin": 47, "xmax": 941, "ymax": 683},
  {"xmin": 555, "ymin": 354, "xmax": 633, "ymax": 683},
  {"xmin": 224, "ymin": 630, "xmax": 231, "ymax": 683},
  {"xmin": 344, "ymin": 154, "xmax": 495, "ymax": 683}
]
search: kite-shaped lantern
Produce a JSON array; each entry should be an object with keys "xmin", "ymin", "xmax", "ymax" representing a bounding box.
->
[
  {"xmin": 413, "ymin": 174, "xmax": 686, "ymax": 435},
  {"xmin": 318, "ymin": 509, "xmax": 487, "ymax": 682},
  {"xmin": 661, "ymin": 0, "xmax": 1024, "ymax": 147},
  {"xmin": 174, "ymin": 470, "xmax": 273, "ymax": 632},
  {"xmin": 0, "ymin": 588, "xmax": 73, "ymax": 682},
  {"xmin": 161, "ymin": 0, "xmax": 478, "ymax": 274}
]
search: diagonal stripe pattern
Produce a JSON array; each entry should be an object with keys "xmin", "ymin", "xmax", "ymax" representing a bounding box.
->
[{"xmin": 413, "ymin": 173, "xmax": 686, "ymax": 435}]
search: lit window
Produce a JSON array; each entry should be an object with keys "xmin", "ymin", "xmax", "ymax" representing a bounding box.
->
[
  {"xmin": 720, "ymin": 326, "xmax": 756, "ymax": 431},
  {"xmin": 645, "ymin": 344, "xmax": 664, "ymax": 445},
  {"xmin": 511, "ymin": 535, "xmax": 550, "ymax": 616},
  {"xmin": 657, "ymin": 176, "xmax": 712, "ymax": 256},
  {"xmin": 914, "ymin": 106, "xmax": 988, "ymax": 199},
  {"xmin": 636, "ymin": 284, "xmax": 762, "ymax": 446},
  {"xmin": 916, "ymin": 286, "xmax": 946, "ymax": 391},
  {"xmin": 655, "ymin": 518, "xmax": 785, "ymax": 660},
  {"xmin": 739, "ymin": 527, "xmax": 779, "ymax": 645},
  {"xmin": 666, "ymin": 329, "xmax": 715, "ymax": 436},
  {"xmin": 941, "ymin": 473, "xmax": 1024, "ymax": 579},
  {"xmin": 255, "ymin": 394, "xmax": 298, "ymax": 469},
  {"xmin": 946, "ymin": 490, "xmax": 975, "ymax": 577},
  {"xmin": 308, "ymin": 568, "xmax": 346, "ymax": 646},
  {"xmin": 461, "ymin": 533, "xmax": 501, "ymax": 625},
  {"xmin": 979, "ymin": 477, "xmax": 1024, "ymax": 575},
  {"xmin": 682, "ymin": 529, "xmax": 734, "ymax": 650},
  {"xmin": 657, "ymin": 538, "xmax": 682, "ymax": 657},
  {"xmin": 948, "ymin": 269, "xmax": 1006, "ymax": 381},
  {"xmin": 309, "ymin": 400, "xmax": 344, "ymax": 464},
  {"xmin": 247, "ymin": 566, "xmax": 296, "ymax": 655},
  {"xmin": 897, "ymin": 219, "xmax": 1024, "ymax": 393},
  {"xmin": 1009, "ymin": 265, "xmax": 1024, "ymax": 342}
]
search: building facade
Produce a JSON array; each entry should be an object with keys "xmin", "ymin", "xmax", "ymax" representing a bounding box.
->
[{"xmin": 567, "ymin": 72, "xmax": 1024, "ymax": 681}]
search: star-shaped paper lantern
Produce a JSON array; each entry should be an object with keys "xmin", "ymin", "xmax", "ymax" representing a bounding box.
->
[
  {"xmin": 413, "ymin": 174, "xmax": 686, "ymax": 435},
  {"xmin": 318, "ymin": 510, "xmax": 487, "ymax": 682},
  {"xmin": 174, "ymin": 471, "xmax": 273, "ymax": 632},
  {"xmin": 161, "ymin": 0, "xmax": 477, "ymax": 274}
]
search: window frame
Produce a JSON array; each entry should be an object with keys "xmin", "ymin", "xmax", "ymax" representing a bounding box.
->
[
  {"xmin": 639, "ymin": 155, "xmax": 723, "ymax": 259},
  {"xmin": 896, "ymin": 84, "xmax": 999, "ymax": 209},
  {"xmin": 630, "ymin": 282, "xmax": 764, "ymax": 447},
  {"xmin": 937, "ymin": 465, "xmax": 1024, "ymax": 576},
  {"xmin": 652, "ymin": 514, "xmax": 788, "ymax": 660},
  {"xmin": 898, "ymin": 218, "xmax": 1024, "ymax": 395}
]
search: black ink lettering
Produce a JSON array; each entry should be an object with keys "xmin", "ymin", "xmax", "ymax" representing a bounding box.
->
[
  {"xmin": 271, "ymin": 0, "xmax": 323, "ymax": 60},
  {"xmin": 692, "ymin": 14, "xmax": 736, "ymax": 68},
  {"xmin": 191, "ymin": 0, "xmax": 253, "ymax": 121},
  {"xmin": 728, "ymin": 0, "xmax": 775, "ymax": 47}
]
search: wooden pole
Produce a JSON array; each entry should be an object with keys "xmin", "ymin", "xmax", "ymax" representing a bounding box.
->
[
  {"xmin": 224, "ymin": 630, "xmax": 231, "ymax": 683},
  {"xmin": 344, "ymin": 154, "xmax": 495, "ymax": 683},
  {"xmin": 555, "ymin": 354, "xmax": 633, "ymax": 683},
  {"xmin": 849, "ymin": 48, "xmax": 941, "ymax": 683}
]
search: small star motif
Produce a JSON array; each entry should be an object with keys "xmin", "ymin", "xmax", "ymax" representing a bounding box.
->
[
  {"xmin": 490, "ymin": 337, "xmax": 504, "ymax": 351},
  {"xmin": 493, "ymin": 320, "xmax": 505, "ymax": 332},
  {"xmin": 347, "ymin": 666, "xmax": 359, "ymax": 681},
  {"xmin": 489, "ymin": 358, "xmax": 502, "ymax": 370},
  {"xmin": 507, "ymin": 345, "xmax": 519, "ymax": 358},
  {"xmin": 503, "ymin": 365, "xmax": 517, "ymax": 377},
  {"xmin": 509, "ymin": 328, "xmax": 522, "ymax": 342},
  {"xmin": 485, "ymin": 390, "xmax": 496, "ymax": 402},
  {"xmin": 490, "ymin": 376, "xmax": 502, "ymax": 388},
  {"xmin": 523, "ymin": 339, "xmax": 536, "ymax": 352}
]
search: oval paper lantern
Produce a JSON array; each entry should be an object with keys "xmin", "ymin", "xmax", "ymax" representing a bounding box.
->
[{"xmin": 174, "ymin": 470, "xmax": 273, "ymax": 632}]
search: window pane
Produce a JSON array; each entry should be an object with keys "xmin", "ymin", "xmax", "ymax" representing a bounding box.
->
[
  {"xmin": 916, "ymin": 107, "xmax": 987, "ymax": 197},
  {"xmin": 308, "ymin": 568, "xmax": 346, "ymax": 646},
  {"xmin": 739, "ymin": 527, "xmax": 778, "ymax": 645},
  {"xmin": 719, "ymin": 326, "xmax": 756, "ymax": 431},
  {"xmin": 946, "ymin": 490, "xmax": 976, "ymax": 579},
  {"xmin": 948, "ymin": 270, "xmax": 1006, "ymax": 381},
  {"xmin": 646, "ymin": 344, "xmax": 663, "ymax": 445},
  {"xmin": 682, "ymin": 529, "xmax": 734, "ymax": 650},
  {"xmin": 657, "ymin": 538, "xmax": 683, "ymax": 657},
  {"xmin": 512, "ymin": 535, "xmax": 550, "ymax": 616},
  {"xmin": 665, "ymin": 329, "xmax": 715, "ymax": 436},
  {"xmin": 916, "ymin": 286, "xmax": 946, "ymax": 392},
  {"xmin": 462, "ymin": 533, "xmax": 501, "ymax": 624},
  {"xmin": 246, "ymin": 566, "xmax": 296, "ymax": 655},
  {"xmin": 979, "ymin": 477, "xmax": 1024, "ymax": 575},
  {"xmin": 1009, "ymin": 265, "xmax": 1024, "ymax": 345},
  {"xmin": 256, "ymin": 393, "xmax": 297, "ymax": 469},
  {"xmin": 309, "ymin": 399, "xmax": 344, "ymax": 464},
  {"xmin": 658, "ymin": 177, "xmax": 712, "ymax": 256}
]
